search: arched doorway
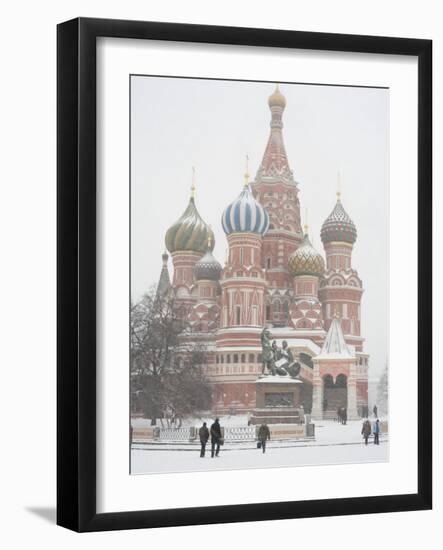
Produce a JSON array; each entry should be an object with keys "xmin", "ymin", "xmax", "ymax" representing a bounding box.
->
[{"xmin": 322, "ymin": 373, "xmax": 348, "ymax": 418}]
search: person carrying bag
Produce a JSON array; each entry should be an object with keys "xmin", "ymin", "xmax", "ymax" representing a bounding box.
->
[{"xmin": 257, "ymin": 423, "xmax": 271, "ymax": 454}]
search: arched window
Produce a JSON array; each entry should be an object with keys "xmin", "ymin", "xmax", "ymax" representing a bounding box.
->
[
  {"xmin": 274, "ymin": 300, "xmax": 281, "ymax": 313},
  {"xmin": 216, "ymin": 355, "xmax": 219, "ymax": 364},
  {"xmin": 226, "ymin": 354, "xmax": 231, "ymax": 364},
  {"xmin": 241, "ymin": 354, "xmax": 246, "ymax": 363},
  {"xmin": 220, "ymin": 355, "xmax": 224, "ymax": 364},
  {"xmin": 266, "ymin": 257, "xmax": 271, "ymax": 269},
  {"xmin": 249, "ymin": 353, "xmax": 255, "ymax": 363},
  {"xmin": 233, "ymin": 354, "xmax": 239, "ymax": 364}
]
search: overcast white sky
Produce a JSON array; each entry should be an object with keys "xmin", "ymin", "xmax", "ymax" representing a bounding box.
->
[{"xmin": 131, "ymin": 76, "xmax": 389, "ymax": 378}]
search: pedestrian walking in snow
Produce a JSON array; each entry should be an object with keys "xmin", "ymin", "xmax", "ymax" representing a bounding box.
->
[
  {"xmin": 199, "ymin": 422, "xmax": 209, "ymax": 457},
  {"xmin": 210, "ymin": 418, "xmax": 222, "ymax": 457},
  {"xmin": 257, "ymin": 423, "xmax": 271, "ymax": 454},
  {"xmin": 342, "ymin": 408, "xmax": 347, "ymax": 425},
  {"xmin": 337, "ymin": 407, "xmax": 342, "ymax": 423},
  {"xmin": 372, "ymin": 418, "xmax": 380, "ymax": 445},
  {"xmin": 361, "ymin": 419, "xmax": 372, "ymax": 445},
  {"xmin": 373, "ymin": 404, "xmax": 378, "ymax": 417}
]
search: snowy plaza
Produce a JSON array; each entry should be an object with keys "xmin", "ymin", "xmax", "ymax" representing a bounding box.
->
[
  {"xmin": 131, "ymin": 419, "xmax": 388, "ymax": 475},
  {"xmin": 130, "ymin": 82, "xmax": 389, "ymax": 477}
]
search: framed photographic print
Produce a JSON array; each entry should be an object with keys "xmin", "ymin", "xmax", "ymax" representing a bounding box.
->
[{"xmin": 57, "ymin": 17, "xmax": 432, "ymax": 532}]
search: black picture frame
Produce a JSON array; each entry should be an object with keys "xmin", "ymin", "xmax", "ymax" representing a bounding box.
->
[{"xmin": 57, "ymin": 17, "xmax": 432, "ymax": 532}]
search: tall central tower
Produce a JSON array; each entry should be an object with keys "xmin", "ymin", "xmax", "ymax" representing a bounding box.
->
[{"xmin": 251, "ymin": 86, "xmax": 303, "ymax": 325}]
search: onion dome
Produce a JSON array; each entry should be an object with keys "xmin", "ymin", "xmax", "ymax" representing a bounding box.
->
[
  {"xmin": 321, "ymin": 194, "xmax": 357, "ymax": 245},
  {"xmin": 288, "ymin": 232, "xmax": 325, "ymax": 277},
  {"xmin": 268, "ymin": 84, "xmax": 286, "ymax": 109},
  {"xmin": 222, "ymin": 169, "xmax": 269, "ymax": 236},
  {"xmin": 194, "ymin": 237, "xmax": 222, "ymax": 281},
  {"xmin": 165, "ymin": 179, "xmax": 214, "ymax": 254}
]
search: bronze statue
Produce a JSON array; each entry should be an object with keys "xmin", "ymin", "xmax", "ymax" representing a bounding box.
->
[
  {"xmin": 281, "ymin": 340, "xmax": 301, "ymax": 378},
  {"xmin": 261, "ymin": 328, "xmax": 276, "ymax": 375},
  {"xmin": 260, "ymin": 329, "xmax": 301, "ymax": 378}
]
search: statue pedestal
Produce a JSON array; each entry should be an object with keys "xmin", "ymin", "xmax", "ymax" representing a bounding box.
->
[{"xmin": 251, "ymin": 376, "xmax": 304, "ymax": 425}]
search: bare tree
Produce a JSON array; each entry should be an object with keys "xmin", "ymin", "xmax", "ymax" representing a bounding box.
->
[
  {"xmin": 130, "ymin": 289, "xmax": 211, "ymax": 425},
  {"xmin": 376, "ymin": 361, "xmax": 389, "ymax": 417}
]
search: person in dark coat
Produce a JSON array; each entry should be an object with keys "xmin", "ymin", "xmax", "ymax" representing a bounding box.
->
[
  {"xmin": 257, "ymin": 423, "xmax": 271, "ymax": 454},
  {"xmin": 210, "ymin": 418, "xmax": 222, "ymax": 457},
  {"xmin": 337, "ymin": 407, "xmax": 342, "ymax": 423},
  {"xmin": 341, "ymin": 407, "xmax": 347, "ymax": 425},
  {"xmin": 373, "ymin": 404, "xmax": 378, "ymax": 417},
  {"xmin": 372, "ymin": 418, "xmax": 380, "ymax": 445},
  {"xmin": 361, "ymin": 419, "xmax": 372, "ymax": 445},
  {"xmin": 199, "ymin": 422, "xmax": 209, "ymax": 457}
]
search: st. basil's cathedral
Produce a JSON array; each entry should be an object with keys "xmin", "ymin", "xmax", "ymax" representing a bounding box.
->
[{"xmin": 157, "ymin": 85, "xmax": 369, "ymax": 420}]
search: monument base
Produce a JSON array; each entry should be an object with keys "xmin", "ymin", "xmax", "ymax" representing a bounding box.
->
[{"xmin": 250, "ymin": 376, "xmax": 304, "ymax": 425}]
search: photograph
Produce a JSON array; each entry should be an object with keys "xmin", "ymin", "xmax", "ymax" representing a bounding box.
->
[
  {"xmin": 0, "ymin": 0, "xmax": 434, "ymax": 542},
  {"xmin": 129, "ymin": 76, "xmax": 389, "ymax": 475}
]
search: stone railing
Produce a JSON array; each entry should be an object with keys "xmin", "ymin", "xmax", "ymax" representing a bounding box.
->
[
  {"xmin": 132, "ymin": 423, "xmax": 313, "ymax": 442},
  {"xmin": 223, "ymin": 426, "xmax": 257, "ymax": 442},
  {"xmin": 157, "ymin": 427, "xmax": 194, "ymax": 441}
]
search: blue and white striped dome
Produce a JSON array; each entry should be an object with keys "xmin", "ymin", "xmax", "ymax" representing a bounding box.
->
[{"xmin": 221, "ymin": 184, "xmax": 269, "ymax": 236}]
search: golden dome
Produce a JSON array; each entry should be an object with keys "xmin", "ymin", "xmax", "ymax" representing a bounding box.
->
[
  {"xmin": 268, "ymin": 85, "xmax": 286, "ymax": 109},
  {"xmin": 288, "ymin": 233, "xmax": 325, "ymax": 277}
]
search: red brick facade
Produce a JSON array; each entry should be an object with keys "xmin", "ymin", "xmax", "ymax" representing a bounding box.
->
[{"xmin": 160, "ymin": 87, "xmax": 369, "ymax": 416}]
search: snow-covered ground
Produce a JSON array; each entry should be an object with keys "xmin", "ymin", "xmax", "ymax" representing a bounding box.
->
[{"xmin": 131, "ymin": 420, "xmax": 388, "ymax": 475}]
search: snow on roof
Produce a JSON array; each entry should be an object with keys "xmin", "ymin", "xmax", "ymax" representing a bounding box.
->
[
  {"xmin": 272, "ymin": 337, "xmax": 321, "ymax": 356},
  {"xmin": 269, "ymin": 327, "xmax": 324, "ymax": 355},
  {"xmin": 256, "ymin": 376, "xmax": 302, "ymax": 384},
  {"xmin": 316, "ymin": 317, "xmax": 354, "ymax": 360},
  {"xmin": 215, "ymin": 346, "xmax": 261, "ymax": 352}
]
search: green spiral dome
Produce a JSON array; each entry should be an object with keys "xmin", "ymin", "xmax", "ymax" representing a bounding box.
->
[{"xmin": 165, "ymin": 197, "xmax": 214, "ymax": 254}]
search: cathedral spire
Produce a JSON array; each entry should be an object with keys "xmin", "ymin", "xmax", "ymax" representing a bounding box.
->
[
  {"xmin": 156, "ymin": 251, "xmax": 171, "ymax": 298},
  {"xmin": 255, "ymin": 85, "xmax": 294, "ymax": 184},
  {"xmin": 336, "ymin": 170, "xmax": 342, "ymax": 200},
  {"xmin": 190, "ymin": 166, "xmax": 196, "ymax": 200},
  {"xmin": 244, "ymin": 154, "xmax": 250, "ymax": 187}
]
